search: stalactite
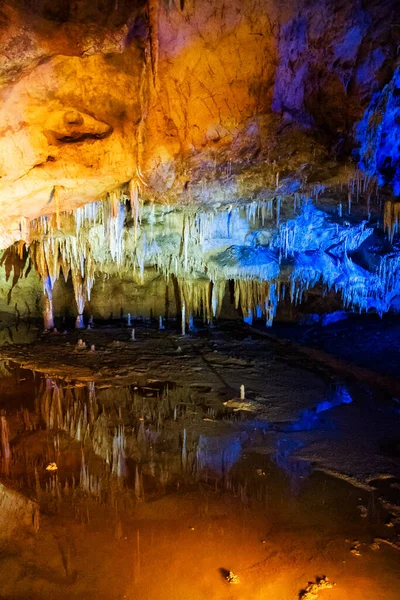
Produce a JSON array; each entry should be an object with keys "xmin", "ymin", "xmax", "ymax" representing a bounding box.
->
[
  {"xmin": 72, "ymin": 270, "xmax": 86, "ymax": 328},
  {"xmin": 384, "ymin": 200, "xmax": 400, "ymax": 243},
  {"xmin": 53, "ymin": 186, "xmax": 60, "ymax": 229},
  {"xmin": 147, "ymin": 0, "xmax": 159, "ymax": 89},
  {"xmin": 129, "ymin": 170, "xmax": 147, "ymax": 242},
  {"xmin": 43, "ymin": 277, "xmax": 54, "ymax": 330},
  {"xmin": 22, "ymin": 192, "xmax": 400, "ymax": 330}
]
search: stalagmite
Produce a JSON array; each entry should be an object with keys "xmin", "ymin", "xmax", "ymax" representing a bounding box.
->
[
  {"xmin": 75, "ymin": 314, "xmax": 85, "ymax": 328},
  {"xmin": 181, "ymin": 300, "xmax": 186, "ymax": 336}
]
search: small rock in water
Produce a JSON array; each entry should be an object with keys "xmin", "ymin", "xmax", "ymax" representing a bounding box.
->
[
  {"xmin": 225, "ymin": 571, "xmax": 240, "ymax": 584},
  {"xmin": 385, "ymin": 518, "xmax": 395, "ymax": 528},
  {"xmin": 370, "ymin": 540, "xmax": 380, "ymax": 551},
  {"xmin": 223, "ymin": 399, "xmax": 258, "ymax": 412},
  {"xmin": 357, "ymin": 504, "xmax": 368, "ymax": 518},
  {"xmin": 300, "ymin": 576, "xmax": 335, "ymax": 599},
  {"xmin": 350, "ymin": 540, "xmax": 362, "ymax": 556}
]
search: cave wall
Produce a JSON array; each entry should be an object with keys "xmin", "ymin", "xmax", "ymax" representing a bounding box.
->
[
  {"xmin": 357, "ymin": 66, "xmax": 400, "ymax": 195},
  {"xmin": 0, "ymin": 249, "xmax": 42, "ymax": 322},
  {"xmin": 51, "ymin": 269, "xmax": 178, "ymax": 321},
  {"xmin": 273, "ymin": 0, "xmax": 399, "ymax": 141},
  {"xmin": 142, "ymin": 0, "xmax": 278, "ymax": 193}
]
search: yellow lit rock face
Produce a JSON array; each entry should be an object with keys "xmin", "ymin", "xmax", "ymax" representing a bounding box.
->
[
  {"xmin": 0, "ymin": 0, "xmax": 281, "ymax": 247},
  {"xmin": 0, "ymin": 0, "xmax": 397, "ymax": 248},
  {"xmin": 143, "ymin": 1, "xmax": 278, "ymax": 193},
  {"xmin": 0, "ymin": 50, "xmax": 142, "ymax": 245}
]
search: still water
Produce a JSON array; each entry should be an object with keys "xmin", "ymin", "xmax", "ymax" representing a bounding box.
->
[{"xmin": 0, "ymin": 359, "xmax": 399, "ymax": 599}]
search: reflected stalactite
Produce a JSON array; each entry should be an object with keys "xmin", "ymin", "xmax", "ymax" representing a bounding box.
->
[
  {"xmin": 25, "ymin": 375, "xmax": 234, "ymax": 499},
  {"xmin": 0, "ymin": 415, "xmax": 11, "ymax": 475},
  {"xmin": 112, "ymin": 425, "xmax": 126, "ymax": 477},
  {"xmin": 0, "ymin": 365, "xmax": 363, "ymax": 551}
]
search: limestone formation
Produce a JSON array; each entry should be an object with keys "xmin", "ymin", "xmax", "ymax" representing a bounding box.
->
[{"xmin": 0, "ymin": 0, "xmax": 398, "ymax": 247}]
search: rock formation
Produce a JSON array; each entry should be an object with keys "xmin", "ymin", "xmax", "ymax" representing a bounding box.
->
[
  {"xmin": 0, "ymin": 0, "xmax": 400, "ymax": 326},
  {"xmin": 0, "ymin": 0, "xmax": 398, "ymax": 246}
]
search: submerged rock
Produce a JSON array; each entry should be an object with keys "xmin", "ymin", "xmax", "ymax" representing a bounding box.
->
[
  {"xmin": 300, "ymin": 576, "xmax": 335, "ymax": 600},
  {"xmin": 0, "ymin": 483, "xmax": 39, "ymax": 539}
]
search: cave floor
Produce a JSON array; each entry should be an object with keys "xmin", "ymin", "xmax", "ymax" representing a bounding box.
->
[{"xmin": 0, "ymin": 322, "xmax": 399, "ymax": 598}]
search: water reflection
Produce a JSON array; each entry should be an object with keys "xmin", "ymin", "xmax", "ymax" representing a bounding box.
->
[
  {"xmin": 0, "ymin": 366, "xmax": 356, "ymax": 503},
  {"xmin": 1, "ymin": 364, "xmax": 252, "ymax": 504},
  {"xmin": 0, "ymin": 363, "xmax": 399, "ymax": 600},
  {"xmin": 273, "ymin": 439, "xmax": 312, "ymax": 495}
]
